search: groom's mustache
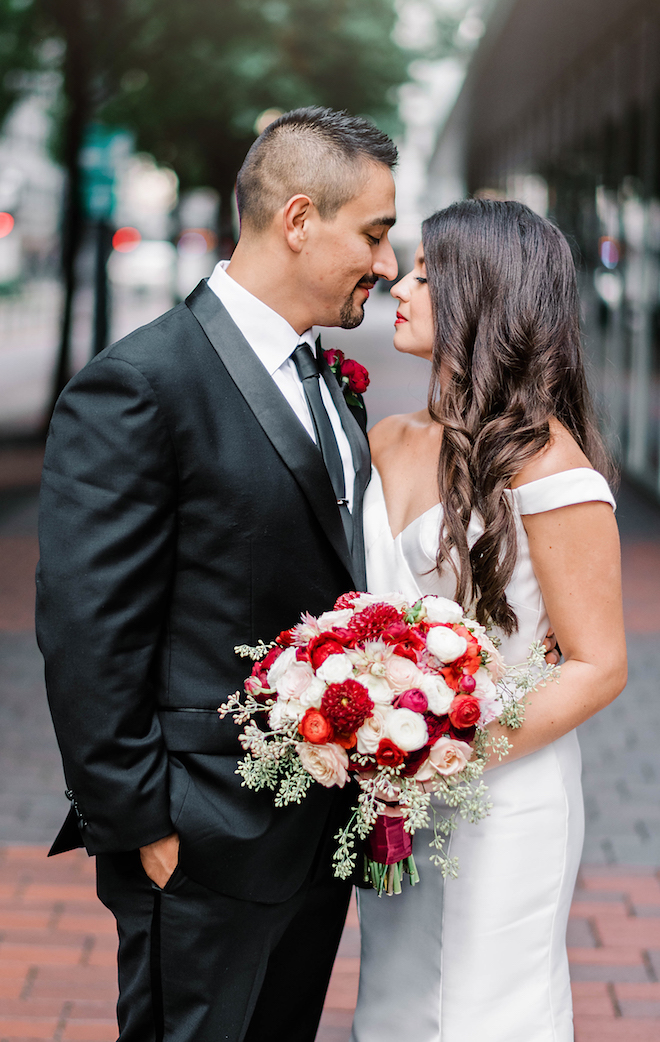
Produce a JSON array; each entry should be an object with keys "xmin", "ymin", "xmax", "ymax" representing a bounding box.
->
[{"xmin": 356, "ymin": 276, "xmax": 379, "ymax": 290}]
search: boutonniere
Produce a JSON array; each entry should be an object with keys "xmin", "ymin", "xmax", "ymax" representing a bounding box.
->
[{"xmin": 323, "ymin": 348, "xmax": 370, "ymax": 410}]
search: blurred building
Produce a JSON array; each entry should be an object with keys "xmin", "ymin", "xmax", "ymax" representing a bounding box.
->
[{"xmin": 429, "ymin": 0, "xmax": 660, "ymax": 501}]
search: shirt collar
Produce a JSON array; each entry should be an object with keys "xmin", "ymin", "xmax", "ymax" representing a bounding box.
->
[{"xmin": 206, "ymin": 260, "xmax": 316, "ymax": 374}]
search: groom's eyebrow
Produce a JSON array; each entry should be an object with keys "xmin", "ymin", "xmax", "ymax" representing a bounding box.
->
[{"xmin": 368, "ymin": 215, "xmax": 396, "ymax": 228}]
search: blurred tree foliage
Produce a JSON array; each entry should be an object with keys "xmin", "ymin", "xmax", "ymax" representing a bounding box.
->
[
  {"xmin": 0, "ymin": 0, "xmax": 409, "ymax": 231},
  {"xmin": 0, "ymin": 0, "xmax": 409, "ymax": 410}
]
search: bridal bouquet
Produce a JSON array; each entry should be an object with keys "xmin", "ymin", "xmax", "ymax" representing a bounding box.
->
[{"xmin": 219, "ymin": 592, "xmax": 557, "ymax": 895}]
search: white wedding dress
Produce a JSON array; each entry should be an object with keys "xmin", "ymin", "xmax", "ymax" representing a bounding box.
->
[{"xmin": 351, "ymin": 467, "xmax": 615, "ymax": 1042}]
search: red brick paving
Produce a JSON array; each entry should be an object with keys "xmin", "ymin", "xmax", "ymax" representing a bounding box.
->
[{"xmin": 0, "ymin": 850, "xmax": 657, "ymax": 1041}]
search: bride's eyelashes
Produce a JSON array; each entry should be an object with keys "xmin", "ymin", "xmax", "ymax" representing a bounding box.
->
[{"xmin": 415, "ymin": 276, "xmax": 427, "ymax": 284}]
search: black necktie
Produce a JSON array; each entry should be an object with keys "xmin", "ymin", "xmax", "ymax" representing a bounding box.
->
[{"xmin": 292, "ymin": 343, "xmax": 353, "ymax": 550}]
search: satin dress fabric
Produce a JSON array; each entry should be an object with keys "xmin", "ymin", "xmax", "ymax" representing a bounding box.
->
[{"xmin": 351, "ymin": 467, "xmax": 616, "ymax": 1042}]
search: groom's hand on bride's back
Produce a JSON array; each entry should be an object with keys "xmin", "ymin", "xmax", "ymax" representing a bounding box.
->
[
  {"xmin": 139, "ymin": 832, "xmax": 180, "ymax": 888},
  {"xmin": 543, "ymin": 629, "xmax": 561, "ymax": 666}
]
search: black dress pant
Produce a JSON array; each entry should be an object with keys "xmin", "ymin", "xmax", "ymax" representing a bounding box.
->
[{"xmin": 96, "ymin": 849, "xmax": 352, "ymax": 1042}]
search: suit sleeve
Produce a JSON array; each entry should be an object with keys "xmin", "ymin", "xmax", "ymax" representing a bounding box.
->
[{"xmin": 36, "ymin": 355, "xmax": 177, "ymax": 854}]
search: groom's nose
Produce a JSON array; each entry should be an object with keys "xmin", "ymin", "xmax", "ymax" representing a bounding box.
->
[{"xmin": 373, "ymin": 238, "xmax": 398, "ymax": 282}]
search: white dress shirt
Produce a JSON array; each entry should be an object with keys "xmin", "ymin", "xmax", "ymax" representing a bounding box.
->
[{"xmin": 207, "ymin": 260, "xmax": 356, "ymax": 511}]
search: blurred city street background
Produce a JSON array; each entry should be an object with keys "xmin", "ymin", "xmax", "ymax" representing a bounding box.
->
[{"xmin": 0, "ymin": 0, "xmax": 659, "ymax": 1039}]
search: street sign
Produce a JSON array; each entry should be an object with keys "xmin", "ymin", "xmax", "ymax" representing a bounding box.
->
[{"xmin": 80, "ymin": 125, "xmax": 133, "ymax": 221}]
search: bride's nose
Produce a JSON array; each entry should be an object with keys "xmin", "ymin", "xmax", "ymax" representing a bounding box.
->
[{"xmin": 390, "ymin": 274, "xmax": 410, "ymax": 302}]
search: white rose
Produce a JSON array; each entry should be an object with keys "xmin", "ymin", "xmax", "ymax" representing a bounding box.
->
[
  {"xmin": 422, "ymin": 596, "xmax": 464, "ymax": 625},
  {"xmin": 275, "ymin": 660, "xmax": 315, "ymax": 700},
  {"xmin": 298, "ymin": 675, "xmax": 325, "ymax": 709},
  {"xmin": 379, "ymin": 591, "xmax": 410, "ymax": 610},
  {"xmin": 426, "ymin": 625, "xmax": 468, "ymax": 664},
  {"xmin": 356, "ymin": 708, "xmax": 388, "ymax": 755},
  {"xmin": 296, "ymin": 742, "xmax": 349, "ymax": 788},
  {"xmin": 315, "ymin": 653, "xmax": 354, "ymax": 685},
  {"xmin": 417, "ymin": 673, "xmax": 454, "ymax": 715},
  {"xmin": 479, "ymin": 634, "xmax": 507, "ymax": 682},
  {"xmin": 350, "ymin": 593, "xmax": 380, "ymax": 610},
  {"xmin": 317, "ymin": 609, "xmax": 354, "ymax": 631},
  {"xmin": 415, "ymin": 737, "xmax": 472, "ymax": 780},
  {"xmin": 384, "ymin": 708, "xmax": 429, "ymax": 752},
  {"xmin": 268, "ymin": 698, "xmax": 304, "ymax": 730},
  {"xmin": 384, "ymin": 655, "xmax": 423, "ymax": 692},
  {"xmin": 267, "ymin": 647, "xmax": 296, "ymax": 688},
  {"xmin": 359, "ymin": 671, "xmax": 396, "ymax": 705}
]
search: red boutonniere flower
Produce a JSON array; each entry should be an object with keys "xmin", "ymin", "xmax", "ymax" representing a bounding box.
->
[{"xmin": 323, "ymin": 348, "xmax": 370, "ymax": 409}]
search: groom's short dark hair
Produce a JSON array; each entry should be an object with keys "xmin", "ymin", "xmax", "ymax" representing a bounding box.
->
[{"xmin": 236, "ymin": 106, "xmax": 397, "ymax": 232}]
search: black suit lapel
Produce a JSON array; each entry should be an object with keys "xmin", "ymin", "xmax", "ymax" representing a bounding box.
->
[
  {"xmin": 318, "ymin": 349, "xmax": 371, "ymax": 591},
  {"xmin": 185, "ymin": 280, "xmax": 360, "ymax": 588}
]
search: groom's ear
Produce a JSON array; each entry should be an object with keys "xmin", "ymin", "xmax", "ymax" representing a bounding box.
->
[{"xmin": 282, "ymin": 194, "xmax": 315, "ymax": 253}]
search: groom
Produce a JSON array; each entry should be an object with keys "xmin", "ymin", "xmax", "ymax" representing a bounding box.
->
[{"xmin": 36, "ymin": 107, "xmax": 398, "ymax": 1042}]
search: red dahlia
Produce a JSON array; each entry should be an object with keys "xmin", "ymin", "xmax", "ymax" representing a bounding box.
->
[
  {"xmin": 348, "ymin": 603, "xmax": 402, "ymax": 643},
  {"xmin": 321, "ymin": 680, "xmax": 373, "ymax": 733}
]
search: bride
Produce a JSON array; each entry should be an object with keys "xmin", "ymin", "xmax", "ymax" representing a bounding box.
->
[{"xmin": 351, "ymin": 200, "xmax": 627, "ymax": 1042}]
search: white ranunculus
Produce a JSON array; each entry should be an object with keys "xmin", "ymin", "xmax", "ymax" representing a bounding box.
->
[
  {"xmin": 315, "ymin": 653, "xmax": 354, "ymax": 685},
  {"xmin": 356, "ymin": 708, "xmax": 388, "ymax": 755},
  {"xmin": 359, "ymin": 671, "xmax": 396, "ymax": 705},
  {"xmin": 384, "ymin": 708, "xmax": 429, "ymax": 752},
  {"xmin": 418, "ymin": 673, "xmax": 454, "ymax": 715},
  {"xmin": 267, "ymin": 647, "xmax": 296, "ymax": 688},
  {"xmin": 298, "ymin": 675, "xmax": 325, "ymax": 709},
  {"xmin": 422, "ymin": 596, "xmax": 464, "ymax": 625},
  {"xmin": 275, "ymin": 660, "xmax": 314, "ymax": 700},
  {"xmin": 426, "ymin": 625, "xmax": 468, "ymax": 664},
  {"xmin": 316, "ymin": 609, "xmax": 354, "ymax": 631}
]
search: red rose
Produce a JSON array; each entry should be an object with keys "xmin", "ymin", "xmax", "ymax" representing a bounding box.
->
[
  {"xmin": 251, "ymin": 645, "xmax": 282, "ymax": 686},
  {"xmin": 381, "ymin": 619, "xmax": 412, "ymax": 645},
  {"xmin": 276, "ymin": 628, "xmax": 296, "ymax": 647},
  {"xmin": 448, "ymin": 694, "xmax": 481, "ymax": 730},
  {"xmin": 400, "ymin": 745, "xmax": 431, "ymax": 777},
  {"xmin": 375, "ymin": 738, "xmax": 405, "ymax": 767},
  {"xmin": 424, "ymin": 712, "xmax": 450, "ymax": 743},
  {"xmin": 323, "ymin": 347, "xmax": 345, "ymax": 368},
  {"xmin": 295, "ymin": 646, "xmax": 311, "ymax": 663},
  {"xmin": 340, "ymin": 357, "xmax": 370, "ymax": 394},
  {"xmin": 308, "ymin": 633, "xmax": 346, "ymax": 669},
  {"xmin": 328, "ymin": 627, "xmax": 357, "ymax": 648},
  {"xmin": 392, "ymin": 645, "xmax": 418, "ymax": 663},
  {"xmin": 299, "ymin": 709, "xmax": 334, "ymax": 744}
]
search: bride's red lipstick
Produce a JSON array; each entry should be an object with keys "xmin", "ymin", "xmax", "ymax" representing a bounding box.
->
[{"xmin": 394, "ymin": 311, "xmax": 407, "ymax": 325}]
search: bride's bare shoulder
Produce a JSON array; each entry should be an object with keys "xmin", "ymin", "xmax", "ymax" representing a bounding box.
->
[
  {"xmin": 510, "ymin": 417, "xmax": 592, "ymax": 488},
  {"xmin": 369, "ymin": 410, "xmax": 429, "ymax": 465}
]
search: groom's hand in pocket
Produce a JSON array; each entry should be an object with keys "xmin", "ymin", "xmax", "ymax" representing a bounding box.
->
[{"xmin": 139, "ymin": 832, "xmax": 180, "ymax": 888}]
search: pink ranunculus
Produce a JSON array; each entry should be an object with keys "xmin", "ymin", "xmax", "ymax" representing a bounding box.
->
[
  {"xmin": 395, "ymin": 688, "xmax": 428, "ymax": 713},
  {"xmin": 415, "ymin": 737, "xmax": 473, "ymax": 781},
  {"xmin": 244, "ymin": 675, "xmax": 264, "ymax": 697},
  {"xmin": 296, "ymin": 741, "xmax": 349, "ymax": 787}
]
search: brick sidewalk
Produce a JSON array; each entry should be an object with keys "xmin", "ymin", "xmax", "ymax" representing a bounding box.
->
[{"xmin": 0, "ymin": 848, "xmax": 658, "ymax": 1041}]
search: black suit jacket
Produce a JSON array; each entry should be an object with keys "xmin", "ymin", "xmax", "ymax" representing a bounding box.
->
[{"xmin": 36, "ymin": 280, "xmax": 371, "ymax": 903}]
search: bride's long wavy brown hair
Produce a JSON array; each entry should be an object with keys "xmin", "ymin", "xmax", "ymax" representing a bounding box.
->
[{"xmin": 423, "ymin": 199, "xmax": 613, "ymax": 634}]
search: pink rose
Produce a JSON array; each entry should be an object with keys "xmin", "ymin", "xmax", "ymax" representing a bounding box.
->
[
  {"xmin": 385, "ymin": 655, "xmax": 423, "ymax": 692},
  {"xmin": 415, "ymin": 737, "xmax": 473, "ymax": 781},
  {"xmin": 296, "ymin": 741, "xmax": 349, "ymax": 787},
  {"xmin": 275, "ymin": 660, "xmax": 315, "ymax": 701}
]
